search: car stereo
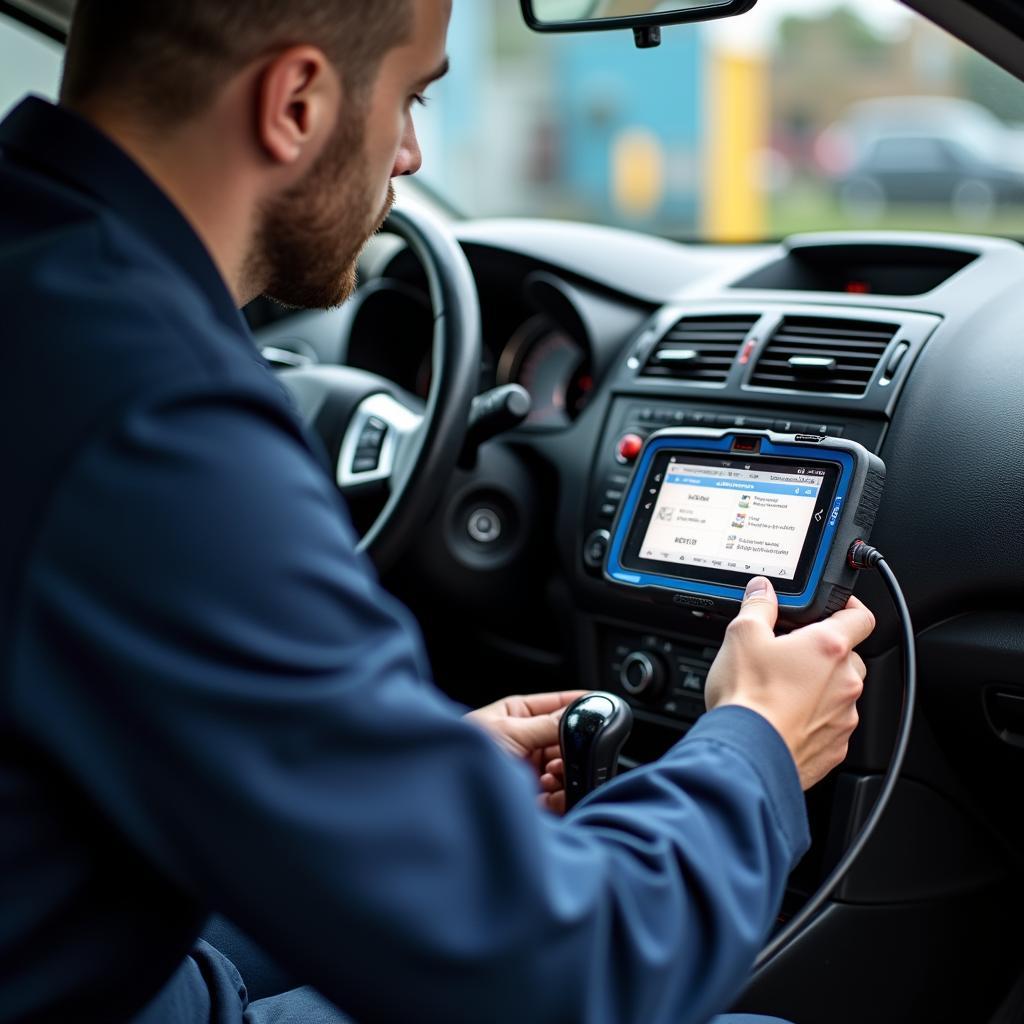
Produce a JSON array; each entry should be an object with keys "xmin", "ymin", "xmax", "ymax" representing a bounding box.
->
[{"xmin": 605, "ymin": 429, "xmax": 886, "ymax": 624}]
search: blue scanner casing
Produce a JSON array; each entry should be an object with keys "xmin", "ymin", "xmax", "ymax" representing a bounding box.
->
[{"xmin": 605, "ymin": 429, "xmax": 886, "ymax": 624}]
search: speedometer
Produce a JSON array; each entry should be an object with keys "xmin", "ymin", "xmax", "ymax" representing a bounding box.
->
[{"xmin": 498, "ymin": 316, "xmax": 593, "ymax": 427}]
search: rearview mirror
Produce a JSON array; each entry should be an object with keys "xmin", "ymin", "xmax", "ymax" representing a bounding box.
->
[{"xmin": 520, "ymin": 0, "xmax": 758, "ymax": 48}]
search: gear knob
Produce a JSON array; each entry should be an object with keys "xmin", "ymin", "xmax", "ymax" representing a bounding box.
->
[{"xmin": 560, "ymin": 692, "xmax": 633, "ymax": 811}]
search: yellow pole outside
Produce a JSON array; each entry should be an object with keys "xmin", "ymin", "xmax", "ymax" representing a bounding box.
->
[
  {"xmin": 703, "ymin": 48, "xmax": 768, "ymax": 242},
  {"xmin": 612, "ymin": 128, "xmax": 665, "ymax": 221}
]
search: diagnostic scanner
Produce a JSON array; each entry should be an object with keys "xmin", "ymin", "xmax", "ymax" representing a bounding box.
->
[
  {"xmin": 560, "ymin": 692, "xmax": 634, "ymax": 811},
  {"xmin": 605, "ymin": 428, "xmax": 886, "ymax": 624}
]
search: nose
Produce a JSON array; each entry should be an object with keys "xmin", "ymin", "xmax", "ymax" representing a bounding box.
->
[{"xmin": 392, "ymin": 115, "xmax": 423, "ymax": 178}]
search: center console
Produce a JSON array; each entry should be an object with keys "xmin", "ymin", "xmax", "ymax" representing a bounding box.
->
[
  {"xmin": 602, "ymin": 624, "xmax": 716, "ymax": 723},
  {"xmin": 582, "ymin": 398, "xmax": 866, "ymax": 581},
  {"xmin": 573, "ymin": 299, "xmax": 932, "ymax": 734},
  {"xmin": 579, "ymin": 396, "xmax": 888, "ymax": 733}
]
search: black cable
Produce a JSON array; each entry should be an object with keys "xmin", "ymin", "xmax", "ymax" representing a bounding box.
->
[{"xmin": 754, "ymin": 545, "xmax": 917, "ymax": 969}]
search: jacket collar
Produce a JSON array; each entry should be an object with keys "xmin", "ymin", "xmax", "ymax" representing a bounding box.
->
[{"xmin": 0, "ymin": 96, "xmax": 250, "ymax": 337}]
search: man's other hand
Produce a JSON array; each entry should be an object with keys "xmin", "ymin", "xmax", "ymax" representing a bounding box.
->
[
  {"xmin": 705, "ymin": 577, "xmax": 875, "ymax": 791},
  {"xmin": 466, "ymin": 691, "xmax": 587, "ymax": 815}
]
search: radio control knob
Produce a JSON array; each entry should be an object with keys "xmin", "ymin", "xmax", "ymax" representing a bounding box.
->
[{"xmin": 619, "ymin": 651, "xmax": 666, "ymax": 701}]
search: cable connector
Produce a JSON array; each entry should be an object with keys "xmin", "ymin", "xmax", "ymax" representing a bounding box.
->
[{"xmin": 848, "ymin": 539, "xmax": 884, "ymax": 570}]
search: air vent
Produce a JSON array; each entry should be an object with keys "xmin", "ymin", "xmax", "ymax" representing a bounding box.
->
[
  {"xmin": 641, "ymin": 314, "xmax": 759, "ymax": 385},
  {"xmin": 749, "ymin": 316, "xmax": 899, "ymax": 396}
]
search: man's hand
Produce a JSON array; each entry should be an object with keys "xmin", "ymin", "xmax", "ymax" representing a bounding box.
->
[
  {"xmin": 466, "ymin": 691, "xmax": 586, "ymax": 815},
  {"xmin": 705, "ymin": 577, "xmax": 874, "ymax": 791}
]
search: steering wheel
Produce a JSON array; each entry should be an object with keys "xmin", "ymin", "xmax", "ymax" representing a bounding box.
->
[{"xmin": 278, "ymin": 205, "xmax": 482, "ymax": 573}]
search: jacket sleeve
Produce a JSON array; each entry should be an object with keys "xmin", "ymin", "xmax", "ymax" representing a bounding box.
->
[{"xmin": 10, "ymin": 383, "xmax": 810, "ymax": 1024}]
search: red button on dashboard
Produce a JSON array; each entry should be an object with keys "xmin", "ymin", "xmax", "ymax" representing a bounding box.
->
[{"xmin": 617, "ymin": 433, "xmax": 644, "ymax": 463}]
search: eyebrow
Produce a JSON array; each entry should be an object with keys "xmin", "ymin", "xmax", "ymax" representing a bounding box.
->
[{"xmin": 417, "ymin": 57, "xmax": 450, "ymax": 90}]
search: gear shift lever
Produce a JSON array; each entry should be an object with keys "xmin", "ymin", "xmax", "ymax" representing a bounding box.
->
[{"xmin": 560, "ymin": 692, "xmax": 633, "ymax": 812}]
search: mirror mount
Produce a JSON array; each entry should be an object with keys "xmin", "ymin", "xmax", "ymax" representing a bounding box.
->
[
  {"xmin": 633, "ymin": 24, "xmax": 662, "ymax": 49},
  {"xmin": 520, "ymin": 1, "xmax": 758, "ymax": 50}
]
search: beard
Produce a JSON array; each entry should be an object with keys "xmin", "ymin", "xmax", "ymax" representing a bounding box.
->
[{"xmin": 250, "ymin": 112, "xmax": 396, "ymax": 311}]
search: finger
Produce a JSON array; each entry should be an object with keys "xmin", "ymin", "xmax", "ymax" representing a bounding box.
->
[
  {"xmin": 822, "ymin": 596, "xmax": 876, "ymax": 649},
  {"xmin": 546, "ymin": 790, "xmax": 567, "ymax": 816},
  {"xmin": 517, "ymin": 690, "xmax": 589, "ymax": 717},
  {"xmin": 540, "ymin": 772, "xmax": 560, "ymax": 793},
  {"xmin": 731, "ymin": 577, "xmax": 779, "ymax": 633},
  {"xmin": 851, "ymin": 651, "xmax": 867, "ymax": 681},
  {"xmin": 502, "ymin": 714, "xmax": 561, "ymax": 755},
  {"xmin": 545, "ymin": 758, "xmax": 564, "ymax": 777},
  {"xmin": 542, "ymin": 744, "xmax": 561, "ymax": 765}
]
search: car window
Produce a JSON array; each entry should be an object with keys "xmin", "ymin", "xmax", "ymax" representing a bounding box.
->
[
  {"xmin": 5, "ymin": 4, "xmax": 1024, "ymax": 242},
  {"xmin": 414, "ymin": 0, "xmax": 1024, "ymax": 240},
  {"xmin": 0, "ymin": 13, "xmax": 62, "ymax": 118}
]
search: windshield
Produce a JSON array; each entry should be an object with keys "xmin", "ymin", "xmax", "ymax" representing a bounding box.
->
[{"xmin": 415, "ymin": 0, "xmax": 1024, "ymax": 240}]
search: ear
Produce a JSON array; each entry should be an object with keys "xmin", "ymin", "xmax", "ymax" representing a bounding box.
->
[{"xmin": 255, "ymin": 45, "xmax": 341, "ymax": 168}]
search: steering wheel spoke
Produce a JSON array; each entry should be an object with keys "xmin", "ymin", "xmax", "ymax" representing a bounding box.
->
[
  {"xmin": 274, "ymin": 206, "xmax": 482, "ymax": 572},
  {"xmin": 336, "ymin": 392, "xmax": 424, "ymax": 495}
]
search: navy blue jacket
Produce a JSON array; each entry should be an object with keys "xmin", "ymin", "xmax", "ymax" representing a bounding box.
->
[{"xmin": 0, "ymin": 97, "xmax": 810, "ymax": 1024}]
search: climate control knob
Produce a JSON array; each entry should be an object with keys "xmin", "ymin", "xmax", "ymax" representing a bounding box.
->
[{"xmin": 619, "ymin": 651, "xmax": 666, "ymax": 701}]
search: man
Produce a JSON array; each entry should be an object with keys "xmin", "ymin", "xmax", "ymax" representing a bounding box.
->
[{"xmin": 0, "ymin": 1, "xmax": 873, "ymax": 1022}]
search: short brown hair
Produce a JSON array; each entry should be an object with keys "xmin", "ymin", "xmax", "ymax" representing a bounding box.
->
[{"xmin": 61, "ymin": 0, "xmax": 413, "ymax": 124}]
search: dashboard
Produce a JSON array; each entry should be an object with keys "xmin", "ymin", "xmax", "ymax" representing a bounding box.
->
[
  {"xmin": 495, "ymin": 315, "xmax": 592, "ymax": 427},
  {"xmin": 340, "ymin": 257, "xmax": 596, "ymax": 429},
  {"xmin": 256, "ymin": 217, "xmax": 1024, "ymax": 840},
  {"xmin": 253, "ymin": 216, "xmax": 1024, "ymax": 1021}
]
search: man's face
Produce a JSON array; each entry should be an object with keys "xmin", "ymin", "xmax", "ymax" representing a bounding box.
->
[{"xmin": 257, "ymin": 0, "xmax": 452, "ymax": 310}]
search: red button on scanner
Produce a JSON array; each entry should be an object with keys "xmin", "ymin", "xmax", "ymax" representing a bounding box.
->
[{"xmin": 617, "ymin": 433, "xmax": 644, "ymax": 464}]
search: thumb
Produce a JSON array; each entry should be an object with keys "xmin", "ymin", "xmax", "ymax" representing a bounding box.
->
[{"xmin": 736, "ymin": 576, "xmax": 779, "ymax": 631}]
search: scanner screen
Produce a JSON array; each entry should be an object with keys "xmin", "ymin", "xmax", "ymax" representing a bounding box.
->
[{"xmin": 640, "ymin": 458, "xmax": 827, "ymax": 582}]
